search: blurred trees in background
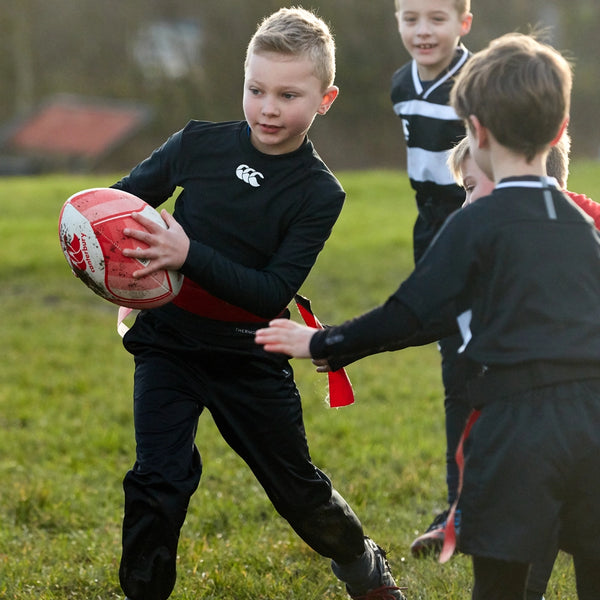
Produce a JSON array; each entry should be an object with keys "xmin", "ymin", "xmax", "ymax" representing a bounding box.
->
[{"xmin": 1, "ymin": 0, "xmax": 598, "ymax": 172}]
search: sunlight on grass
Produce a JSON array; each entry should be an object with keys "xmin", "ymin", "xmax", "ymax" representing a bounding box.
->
[{"xmin": 2, "ymin": 168, "xmax": 595, "ymax": 598}]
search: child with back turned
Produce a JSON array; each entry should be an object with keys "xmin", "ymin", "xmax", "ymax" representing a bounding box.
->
[
  {"xmin": 449, "ymin": 131, "xmax": 600, "ymax": 600},
  {"xmin": 391, "ymin": 0, "xmax": 476, "ymax": 556},
  {"xmin": 110, "ymin": 7, "xmax": 405, "ymax": 600},
  {"xmin": 257, "ymin": 32, "xmax": 600, "ymax": 600}
]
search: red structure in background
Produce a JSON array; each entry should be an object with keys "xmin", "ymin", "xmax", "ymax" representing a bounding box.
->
[{"xmin": 0, "ymin": 94, "xmax": 151, "ymax": 174}]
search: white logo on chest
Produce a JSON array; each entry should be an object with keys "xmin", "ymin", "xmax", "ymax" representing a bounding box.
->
[{"xmin": 236, "ymin": 164, "xmax": 264, "ymax": 187}]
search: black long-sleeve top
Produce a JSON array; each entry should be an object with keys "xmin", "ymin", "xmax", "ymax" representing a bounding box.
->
[
  {"xmin": 112, "ymin": 120, "xmax": 345, "ymax": 333},
  {"xmin": 311, "ymin": 178, "xmax": 600, "ymax": 372}
]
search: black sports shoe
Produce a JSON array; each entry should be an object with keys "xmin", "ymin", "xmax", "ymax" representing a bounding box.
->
[
  {"xmin": 410, "ymin": 508, "xmax": 461, "ymax": 558},
  {"xmin": 346, "ymin": 537, "xmax": 407, "ymax": 600}
]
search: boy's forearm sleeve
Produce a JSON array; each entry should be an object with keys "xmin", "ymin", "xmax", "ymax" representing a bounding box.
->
[
  {"xmin": 309, "ymin": 297, "xmax": 422, "ymax": 361},
  {"xmin": 316, "ymin": 301, "xmax": 460, "ymax": 370}
]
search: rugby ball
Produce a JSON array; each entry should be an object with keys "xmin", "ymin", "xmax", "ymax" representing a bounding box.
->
[{"xmin": 58, "ymin": 187, "xmax": 184, "ymax": 309}]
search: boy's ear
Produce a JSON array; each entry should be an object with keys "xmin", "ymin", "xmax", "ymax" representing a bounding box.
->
[
  {"xmin": 394, "ymin": 11, "xmax": 402, "ymax": 32},
  {"xmin": 469, "ymin": 115, "xmax": 489, "ymax": 149},
  {"xmin": 460, "ymin": 12, "xmax": 473, "ymax": 36},
  {"xmin": 317, "ymin": 86, "xmax": 339, "ymax": 115},
  {"xmin": 550, "ymin": 118, "xmax": 569, "ymax": 147}
]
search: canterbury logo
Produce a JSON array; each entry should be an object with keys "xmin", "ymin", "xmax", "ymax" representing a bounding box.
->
[
  {"xmin": 64, "ymin": 233, "xmax": 87, "ymax": 271},
  {"xmin": 63, "ymin": 232, "xmax": 95, "ymax": 273},
  {"xmin": 236, "ymin": 164, "xmax": 264, "ymax": 187}
]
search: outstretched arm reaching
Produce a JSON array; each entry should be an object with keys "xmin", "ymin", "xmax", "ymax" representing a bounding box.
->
[{"xmin": 255, "ymin": 295, "xmax": 427, "ymax": 367}]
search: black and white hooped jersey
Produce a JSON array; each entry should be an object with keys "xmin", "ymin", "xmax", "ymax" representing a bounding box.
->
[{"xmin": 391, "ymin": 46, "xmax": 470, "ymax": 208}]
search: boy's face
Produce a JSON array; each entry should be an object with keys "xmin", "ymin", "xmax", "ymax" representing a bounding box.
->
[
  {"xmin": 395, "ymin": 0, "xmax": 472, "ymax": 81},
  {"xmin": 243, "ymin": 51, "xmax": 338, "ymax": 155},
  {"xmin": 460, "ymin": 154, "xmax": 495, "ymax": 206}
]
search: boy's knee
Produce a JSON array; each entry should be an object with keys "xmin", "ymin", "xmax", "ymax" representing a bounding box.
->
[{"xmin": 281, "ymin": 489, "xmax": 365, "ymax": 562}]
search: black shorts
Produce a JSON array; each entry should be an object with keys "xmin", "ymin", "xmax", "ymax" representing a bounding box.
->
[{"xmin": 458, "ymin": 378, "xmax": 600, "ymax": 562}]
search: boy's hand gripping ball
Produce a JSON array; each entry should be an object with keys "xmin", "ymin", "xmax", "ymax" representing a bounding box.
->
[{"xmin": 58, "ymin": 188, "xmax": 183, "ymax": 309}]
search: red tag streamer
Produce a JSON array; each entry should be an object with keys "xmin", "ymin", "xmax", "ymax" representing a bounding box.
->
[
  {"xmin": 118, "ymin": 295, "xmax": 355, "ymax": 409},
  {"xmin": 294, "ymin": 294, "xmax": 355, "ymax": 408},
  {"xmin": 439, "ymin": 408, "xmax": 481, "ymax": 563}
]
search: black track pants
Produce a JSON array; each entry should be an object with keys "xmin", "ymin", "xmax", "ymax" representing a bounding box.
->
[{"xmin": 119, "ymin": 318, "xmax": 365, "ymax": 600}]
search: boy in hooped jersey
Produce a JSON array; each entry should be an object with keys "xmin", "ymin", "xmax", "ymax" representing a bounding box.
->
[
  {"xmin": 110, "ymin": 8, "xmax": 405, "ymax": 600},
  {"xmin": 391, "ymin": 0, "xmax": 472, "ymax": 260},
  {"xmin": 256, "ymin": 32, "xmax": 600, "ymax": 599},
  {"xmin": 391, "ymin": 0, "xmax": 476, "ymax": 556}
]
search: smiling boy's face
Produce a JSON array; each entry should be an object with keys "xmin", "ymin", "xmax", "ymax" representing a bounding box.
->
[{"xmin": 396, "ymin": 0, "xmax": 472, "ymax": 81}]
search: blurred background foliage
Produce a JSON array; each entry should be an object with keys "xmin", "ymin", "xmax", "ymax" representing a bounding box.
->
[{"xmin": 1, "ymin": 0, "xmax": 598, "ymax": 172}]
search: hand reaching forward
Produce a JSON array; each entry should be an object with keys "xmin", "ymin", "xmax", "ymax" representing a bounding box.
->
[
  {"xmin": 122, "ymin": 209, "xmax": 190, "ymax": 278},
  {"xmin": 255, "ymin": 319, "xmax": 317, "ymax": 358}
]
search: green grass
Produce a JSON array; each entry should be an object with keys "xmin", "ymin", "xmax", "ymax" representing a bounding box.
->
[{"xmin": 1, "ymin": 166, "xmax": 599, "ymax": 599}]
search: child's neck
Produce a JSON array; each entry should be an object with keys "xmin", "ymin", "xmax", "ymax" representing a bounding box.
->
[
  {"xmin": 416, "ymin": 44, "xmax": 463, "ymax": 82},
  {"xmin": 417, "ymin": 52, "xmax": 455, "ymax": 82},
  {"xmin": 490, "ymin": 143, "xmax": 548, "ymax": 184}
]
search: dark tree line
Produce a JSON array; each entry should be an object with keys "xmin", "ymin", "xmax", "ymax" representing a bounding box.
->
[{"xmin": 1, "ymin": 0, "xmax": 598, "ymax": 171}]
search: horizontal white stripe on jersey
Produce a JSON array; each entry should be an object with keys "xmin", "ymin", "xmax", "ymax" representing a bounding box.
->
[
  {"xmin": 393, "ymin": 99, "xmax": 459, "ymax": 121},
  {"xmin": 407, "ymin": 147, "xmax": 455, "ymax": 185}
]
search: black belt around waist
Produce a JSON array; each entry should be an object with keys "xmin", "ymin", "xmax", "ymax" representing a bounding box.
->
[{"xmin": 466, "ymin": 361, "xmax": 600, "ymax": 406}]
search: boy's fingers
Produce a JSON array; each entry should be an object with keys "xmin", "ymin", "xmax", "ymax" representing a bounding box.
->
[
  {"xmin": 122, "ymin": 228, "xmax": 149, "ymax": 242},
  {"xmin": 255, "ymin": 329, "xmax": 286, "ymax": 344},
  {"xmin": 123, "ymin": 212, "xmax": 167, "ymax": 239},
  {"xmin": 130, "ymin": 210, "xmax": 160, "ymax": 228},
  {"xmin": 160, "ymin": 209, "xmax": 177, "ymax": 227}
]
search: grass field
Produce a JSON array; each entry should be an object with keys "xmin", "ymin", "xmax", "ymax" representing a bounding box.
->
[{"xmin": 1, "ymin": 165, "xmax": 599, "ymax": 599}]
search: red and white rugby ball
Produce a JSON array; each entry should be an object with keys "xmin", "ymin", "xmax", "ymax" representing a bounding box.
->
[{"xmin": 58, "ymin": 187, "xmax": 184, "ymax": 309}]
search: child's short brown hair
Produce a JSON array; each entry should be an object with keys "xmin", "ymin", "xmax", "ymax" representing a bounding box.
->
[
  {"xmin": 451, "ymin": 32, "xmax": 572, "ymax": 162},
  {"xmin": 245, "ymin": 7, "xmax": 336, "ymax": 90}
]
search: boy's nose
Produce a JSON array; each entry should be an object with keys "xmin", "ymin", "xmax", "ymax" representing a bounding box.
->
[
  {"xmin": 261, "ymin": 99, "xmax": 280, "ymax": 116},
  {"xmin": 415, "ymin": 20, "xmax": 431, "ymax": 35}
]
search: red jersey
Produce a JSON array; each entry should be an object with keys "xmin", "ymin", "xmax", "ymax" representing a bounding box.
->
[{"xmin": 565, "ymin": 190, "xmax": 600, "ymax": 230}]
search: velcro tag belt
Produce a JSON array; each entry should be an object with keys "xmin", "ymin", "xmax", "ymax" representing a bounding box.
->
[{"xmin": 117, "ymin": 293, "xmax": 355, "ymax": 409}]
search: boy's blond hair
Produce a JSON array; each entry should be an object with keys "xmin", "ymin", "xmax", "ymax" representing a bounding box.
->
[
  {"xmin": 449, "ymin": 131, "xmax": 572, "ymax": 189},
  {"xmin": 451, "ymin": 32, "xmax": 572, "ymax": 162},
  {"xmin": 394, "ymin": 0, "xmax": 471, "ymax": 17},
  {"xmin": 245, "ymin": 7, "xmax": 336, "ymax": 90},
  {"xmin": 448, "ymin": 137, "xmax": 471, "ymax": 187}
]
